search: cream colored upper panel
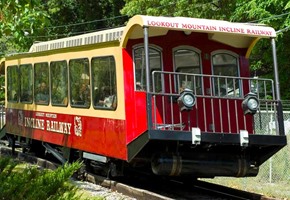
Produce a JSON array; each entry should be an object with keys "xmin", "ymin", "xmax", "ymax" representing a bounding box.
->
[{"xmin": 5, "ymin": 46, "xmax": 125, "ymax": 120}]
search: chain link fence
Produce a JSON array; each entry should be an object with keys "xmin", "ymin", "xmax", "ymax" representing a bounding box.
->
[
  {"xmin": 237, "ymin": 135, "xmax": 290, "ymax": 198},
  {"xmin": 205, "ymin": 103, "xmax": 290, "ymax": 198},
  {"xmin": 252, "ymin": 105, "xmax": 290, "ymax": 184},
  {"xmin": 256, "ymin": 136, "xmax": 290, "ymax": 183}
]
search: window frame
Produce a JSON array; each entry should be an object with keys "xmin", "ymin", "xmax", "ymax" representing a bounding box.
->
[
  {"xmin": 91, "ymin": 55, "xmax": 117, "ymax": 110},
  {"xmin": 69, "ymin": 58, "xmax": 91, "ymax": 108},
  {"xmin": 133, "ymin": 44, "xmax": 163, "ymax": 92},
  {"xmin": 211, "ymin": 50, "xmax": 241, "ymax": 97},
  {"xmin": 34, "ymin": 62, "xmax": 50, "ymax": 105},
  {"xmin": 7, "ymin": 65, "xmax": 19, "ymax": 102},
  {"xmin": 50, "ymin": 60, "xmax": 68, "ymax": 107},
  {"xmin": 19, "ymin": 64, "xmax": 33, "ymax": 104},
  {"xmin": 173, "ymin": 46, "xmax": 202, "ymax": 94}
]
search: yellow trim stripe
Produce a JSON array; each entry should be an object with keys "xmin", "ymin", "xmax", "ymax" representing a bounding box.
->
[{"xmin": 246, "ymin": 38, "xmax": 260, "ymax": 59}]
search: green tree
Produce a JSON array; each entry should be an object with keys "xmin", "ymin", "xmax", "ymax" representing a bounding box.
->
[
  {"xmin": 0, "ymin": 0, "xmax": 127, "ymax": 52},
  {"xmin": 121, "ymin": 0, "xmax": 233, "ymax": 18},
  {"xmin": 40, "ymin": 0, "xmax": 127, "ymax": 39},
  {"xmin": 0, "ymin": 0, "xmax": 50, "ymax": 52},
  {"xmin": 230, "ymin": 0, "xmax": 290, "ymax": 99}
]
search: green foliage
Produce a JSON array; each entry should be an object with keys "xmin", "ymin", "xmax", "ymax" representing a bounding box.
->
[
  {"xmin": 0, "ymin": 157, "xmax": 84, "ymax": 200},
  {"xmin": 231, "ymin": 0, "xmax": 290, "ymax": 100},
  {"xmin": 0, "ymin": 0, "xmax": 50, "ymax": 52},
  {"xmin": 43, "ymin": 0, "xmax": 127, "ymax": 39},
  {"xmin": 121, "ymin": 0, "xmax": 236, "ymax": 19},
  {"xmin": 0, "ymin": 1, "xmax": 127, "ymax": 52}
]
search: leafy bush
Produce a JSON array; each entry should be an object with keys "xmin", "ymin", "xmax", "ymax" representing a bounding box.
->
[{"xmin": 0, "ymin": 156, "xmax": 83, "ymax": 200}]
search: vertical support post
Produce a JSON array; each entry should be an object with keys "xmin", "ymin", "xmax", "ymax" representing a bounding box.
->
[
  {"xmin": 144, "ymin": 26, "xmax": 152, "ymax": 130},
  {"xmin": 269, "ymin": 157, "xmax": 272, "ymax": 183},
  {"xmin": 11, "ymin": 136, "xmax": 15, "ymax": 155},
  {"xmin": 271, "ymin": 38, "xmax": 285, "ymax": 136}
]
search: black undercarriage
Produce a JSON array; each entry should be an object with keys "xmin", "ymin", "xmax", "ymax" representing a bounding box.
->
[
  {"xmin": 127, "ymin": 131, "xmax": 287, "ymax": 178},
  {"xmin": 1, "ymin": 129, "xmax": 287, "ymax": 179}
]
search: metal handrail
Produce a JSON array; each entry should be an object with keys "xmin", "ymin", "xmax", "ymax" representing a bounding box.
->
[{"xmin": 150, "ymin": 71, "xmax": 278, "ymax": 135}]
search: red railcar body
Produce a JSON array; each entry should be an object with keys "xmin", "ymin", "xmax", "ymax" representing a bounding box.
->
[{"xmin": 2, "ymin": 15, "xmax": 287, "ymax": 178}]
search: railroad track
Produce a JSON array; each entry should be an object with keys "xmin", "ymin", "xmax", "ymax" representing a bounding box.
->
[{"xmin": 0, "ymin": 145, "xmax": 281, "ymax": 200}]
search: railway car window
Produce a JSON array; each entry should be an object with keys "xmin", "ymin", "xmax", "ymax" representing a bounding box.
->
[
  {"xmin": 174, "ymin": 48, "xmax": 202, "ymax": 94},
  {"xmin": 50, "ymin": 61, "xmax": 68, "ymax": 106},
  {"xmin": 34, "ymin": 62, "xmax": 49, "ymax": 105},
  {"xmin": 7, "ymin": 66, "xmax": 19, "ymax": 102},
  {"xmin": 92, "ymin": 56, "xmax": 117, "ymax": 110},
  {"xmin": 133, "ymin": 46, "xmax": 162, "ymax": 92},
  {"xmin": 19, "ymin": 64, "xmax": 33, "ymax": 103},
  {"xmin": 212, "ymin": 52, "xmax": 240, "ymax": 97},
  {"xmin": 69, "ymin": 58, "xmax": 90, "ymax": 108}
]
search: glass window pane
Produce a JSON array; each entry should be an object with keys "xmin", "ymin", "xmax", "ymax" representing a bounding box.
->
[
  {"xmin": 20, "ymin": 64, "xmax": 33, "ymax": 103},
  {"xmin": 51, "ymin": 61, "xmax": 68, "ymax": 106},
  {"xmin": 134, "ymin": 47, "xmax": 162, "ymax": 92},
  {"xmin": 34, "ymin": 63, "xmax": 49, "ymax": 105},
  {"xmin": 69, "ymin": 58, "xmax": 90, "ymax": 107},
  {"xmin": 212, "ymin": 53, "xmax": 240, "ymax": 97},
  {"xmin": 174, "ymin": 49, "xmax": 201, "ymax": 94},
  {"xmin": 7, "ymin": 66, "xmax": 19, "ymax": 102},
  {"xmin": 175, "ymin": 49, "xmax": 200, "ymax": 68},
  {"xmin": 92, "ymin": 56, "xmax": 117, "ymax": 110},
  {"xmin": 212, "ymin": 53, "xmax": 238, "ymax": 76}
]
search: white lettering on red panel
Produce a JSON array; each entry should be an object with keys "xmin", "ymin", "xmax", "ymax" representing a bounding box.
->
[
  {"xmin": 19, "ymin": 111, "xmax": 82, "ymax": 137},
  {"xmin": 46, "ymin": 120, "xmax": 72, "ymax": 134}
]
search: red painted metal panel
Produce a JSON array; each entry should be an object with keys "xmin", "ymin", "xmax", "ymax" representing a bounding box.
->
[
  {"xmin": 6, "ymin": 108, "xmax": 127, "ymax": 160},
  {"xmin": 122, "ymin": 49, "xmax": 148, "ymax": 143}
]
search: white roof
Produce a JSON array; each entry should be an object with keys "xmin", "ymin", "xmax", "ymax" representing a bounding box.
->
[
  {"xmin": 29, "ymin": 15, "xmax": 276, "ymax": 53},
  {"xmin": 29, "ymin": 27, "xmax": 124, "ymax": 53}
]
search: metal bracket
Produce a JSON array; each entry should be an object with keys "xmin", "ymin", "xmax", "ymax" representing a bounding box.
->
[
  {"xmin": 83, "ymin": 152, "xmax": 108, "ymax": 163},
  {"xmin": 240, "ymin": 130, "xmax": 249, "ymax": 147},
  {"xmin": 42, "ymin": 143, "xmax": 67, "ymax": 164},
  {"xmin": 192, "ymin": 127, "xmax": 201, "ymax": 145}
]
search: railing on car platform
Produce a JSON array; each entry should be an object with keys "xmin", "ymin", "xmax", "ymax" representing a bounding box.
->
[{"xmin": 150, "ymin": 71, "xmax": 280, "ymax": 136}]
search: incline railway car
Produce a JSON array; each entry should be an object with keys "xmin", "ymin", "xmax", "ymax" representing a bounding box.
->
[{"xmin": 0, "ymin": 15, "xmax": 287, "ymax": 178}]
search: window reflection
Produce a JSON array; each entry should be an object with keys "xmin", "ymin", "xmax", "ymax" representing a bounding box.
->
[
  {"xmin": 212, "ymin": 52, "xmax": 240, "ymax": 97},
  {"xmin": 34, "ymin": 62, "xmax": 49, "ymax": 105},
  {"xmin": 7, "ymin": 66, "xmax": 19, "ymax": 102},
  {"xmin": 51, "ymin": 61, "xmax": 68, "ymax": 106},
  {"xmin": 92, "ymin": 56, "xmax": 117, "ymax": 110},
  {"xmin": 70, "ymin": 58, "xmax": 90, "ymax": 107},
  {"xmin": 174, "ymin": 48, "xmax": 202, "ymax": 94},
  {"xmin": 134, "ymin": 46, "xmax": 162, "ymax": 92},
  {"xmin": 20, "ymin": 64, "xmax": 33, "ymax": 103}
]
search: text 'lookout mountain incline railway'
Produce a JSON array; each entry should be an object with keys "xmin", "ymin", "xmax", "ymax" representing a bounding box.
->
[{"xmin": 147, "ymin": 20, "xmax": 274, "ymax": 36}]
